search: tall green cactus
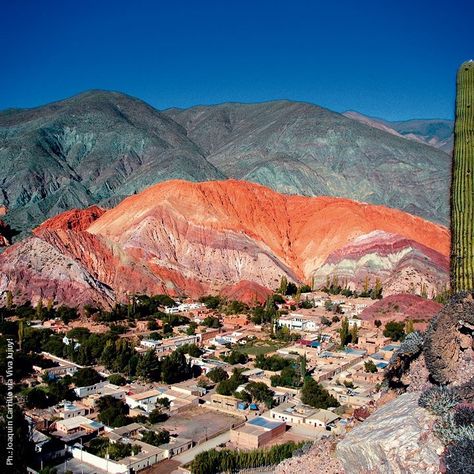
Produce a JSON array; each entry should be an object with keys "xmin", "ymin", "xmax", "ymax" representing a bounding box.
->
[{"xmin": 451, "ymin": 60, "xmax": 474, "ymax": 292}]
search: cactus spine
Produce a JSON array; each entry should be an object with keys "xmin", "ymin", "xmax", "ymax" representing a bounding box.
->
[{"xmin": 451, "ymin": 60, "xmax": 474, "ymax": 292}]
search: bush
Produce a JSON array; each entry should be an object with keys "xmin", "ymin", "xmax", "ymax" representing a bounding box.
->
[
  {"xmin": 364, "ymin": 360, "xmax": 378, "ymax": 373},
  {"xmin": 418, "ymin": 386, "xmax": 460, "ymax": 416},
  {"xmin": 433, "ymin": 411, "xmax": 474, "ymax": 444},
  {"xmin": 453, "ymin": 404, "xmax": 474, "ymax": 427},
  {"xmin": 190, "ymin": 442, "xmax": 306, "ymax": 474},
  {"xmin": 444, "ymin": 438, "xmax": 474, "ymax": 474}
]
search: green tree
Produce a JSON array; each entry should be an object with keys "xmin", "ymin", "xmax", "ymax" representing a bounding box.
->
[
  {"xmin": 364, "ymin": 360, "xmax": 378, "ymax": 373},
  {"xmin": 141, "ymin": 429, "xmax": 170, "ymax": 446},
  {"xmin": 207, "ymin": 367, "xmax": 229, "ymax": 383},
  {"xmin": 108, "ymin": 374, "xmax": 127, "ymax": 386},
  {"xmin": 339, "ymin": 317, "xmax": 350, "ymax": 347},
  {"xmin": 350, "ymin": 322, "xmax": 359, "ymax": 344},
  {"xmin": 383, "ymin": 321, "xmax": 405, "ymax": 342},
  {"xmin": 278, "ymin": 276, "xmax": 288, "ymax": 294},
  {"xmin": 148, "ymin": 408, "xmax": 168, "ymax": 424},
  {"xmin": 136, "ymin": 350, "xmax": 161, "ymax": 382},
  {"xmin": 300, "ymin": 377, "xmax": 339, "ymax": 409},
  {"xmin": 405, "ymin": 319, "xmax": 415, "ymax": 334},
  {"xmin": 72, "ymin": 367, "xmax": 102, "ymax": 387}
]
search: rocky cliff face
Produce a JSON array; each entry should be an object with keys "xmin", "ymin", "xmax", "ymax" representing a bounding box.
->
[
  {"xmin": 336, "ymin": 392, "xmax": 443, "ymax": 474},
  {"xmin": 313, "ymin": 231, "xmax": 449, "ymax": 297},
  {"xmin": 0, "ymin": 180, "xmax": 450, "ymax": 307},
  {"xmin": 0, "ymin": 91, "xmax": 450, "ymax": 235}
]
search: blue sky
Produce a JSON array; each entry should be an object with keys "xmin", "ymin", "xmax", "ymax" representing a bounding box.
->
[{"xmin": 0, "ymin": 0, "xmax": 472, "ymax": 120}]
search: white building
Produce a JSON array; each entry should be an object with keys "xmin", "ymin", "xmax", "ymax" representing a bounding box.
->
[
  {"xmin": 141, "ymin": 339, "xmax": 162, "ymax": 349},
  {"xmin": 126, "ymin": 390, "xmax": 162, "ymax": 413},
  {"xmin": 278, "ymin": 314, "xmax": 319, "ymax": 332}
]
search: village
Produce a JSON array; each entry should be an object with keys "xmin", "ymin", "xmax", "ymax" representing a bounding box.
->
[{"xmin": 4, "ymin": 279, "xmax": 415, "ymax": 474}]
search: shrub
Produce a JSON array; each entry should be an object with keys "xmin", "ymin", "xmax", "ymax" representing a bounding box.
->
[
  {"xmin": 433, "ymin": 412, "xmax": 474, "ymax": 444},
  {"xmin": 444, "ymin": 438, "xmax": 474, "ymax": 474},
  {"xmin": 453, "ymin": 404, "xmax": 474, "ymax": 427},
  {"xmin": 418, "ymin": 386, "xmax": 460, "ymax": 416}
]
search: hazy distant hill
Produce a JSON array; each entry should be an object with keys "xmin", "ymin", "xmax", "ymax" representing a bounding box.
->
[
  {"xmin": 343, "ymin": 111, "xmax": 454, "ymax": 153},
  {"xmin": 0, "ymin": 91, "xmax": 451, "ymax": 233}
]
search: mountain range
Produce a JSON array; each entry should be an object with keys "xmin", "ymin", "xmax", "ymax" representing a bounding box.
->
[
  {"xmin": 343, "ymin": 111, "xmax": 454, "ymax": 153},
  {"xmin": 0, "ymin": 180, "xmax": 449, "ymax": 308},
  {"xmin": 0, "ymin": 90, "xmax": 452, "ymax": 236}
]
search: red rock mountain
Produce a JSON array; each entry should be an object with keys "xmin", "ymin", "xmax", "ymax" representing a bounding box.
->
[
  {"xmin": 0, "ymin": 180, "xmax": 450, "ymax": 307},
  {"xmin": 360, "ymin": 294, "xmax": 443, "ymax": 330}
]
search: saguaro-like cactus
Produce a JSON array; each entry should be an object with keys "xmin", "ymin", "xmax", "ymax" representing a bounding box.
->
[{"xmin": 451, "ymin": 60, "xmax": 474, "ymax": 292}]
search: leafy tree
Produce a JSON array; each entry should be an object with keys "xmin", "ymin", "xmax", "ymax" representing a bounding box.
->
[
  {"xmin": 255, "ymin": 354, "xmax": 292, "ymax": 371},
  {"xmin": 243, "ymin": 382, "xmax": 274, "ymax": 408},
  {"xmin": 285, "ymin": 282, "xmax": 298, "ymax": 295},
  {"xmin": 202, "ymin": 316, "xmax": 222, "ymax": 328},
  {"xmin": 0, "ymin": 405, "xmax": 34, "ymax": 472},
  {"xmin": 97, "ymin": 396, "xmax": 131, "ymax": 427},
  {"xmin": 24, "ymin": 387, "xmax": 53, "ymax": 408},
  {"xmin": 199, "ymin": 295, "xmax": 222, "ymax": 309},
  {"xmin": 216, "ymin": 369, "xmax": 248, "ymax": 396},
  {"xmin": 207, "ymin": 367, "xmax": 229, "ymax": 383},
  {"xmin": 148, "ymin": 408, "xmax": 168, "ymax": 424},
  {"xmin": 374, "ymin": 319, "xmax": 382, "ymax": 329},
  {"xmin": 147, "ymin": 320, "xmax": 160, "ymax": 330},
  {"xmin": 364, "ymin": 360, "xmax": 378, "ymax": 373},
  {"xmin": 186, "ymin": 322, "xmax": 198, "ymax": 335},
  {"xmin": 141, "ymin": 429, "xmax": 170, "ymax": 446},
  {"xmin": 383, "ymin": 321, "xmax": 405, "ymax": 342},
  {"xmin": 222, "ymin": 351, "xmax": 248, "ymax": 365},
  {"xmin": 225, "ymin": 300, "xmax": 248, "ymax": 315},
  {"xmin": 405, "ymin": 319, "xmax": 415, "ymax": 334},
  {"xmin": 136, "ymin": 350, "xmax": 161, "ymax": 382},
  {"xmin": 320, "ymin": 316, "xmax": 331, "ymax": 327},
  {"xmin": 161, "ymin": 350, "xmax": 192, "ymax": 383},
  {"xmin": 156, "ymin": 397, "xmax": 171, "ymax": 409},
  {"xmin": 339, "ymin": 317, "xmax": 350, "ymax": 347},
  {"xmin": 300, "ymin": 377, "xmax": 339, "ymax": 409},
  {"xmin": 108, "ymin": 374, "xmax": 127, "ymax": 386},
  {"xmin": 73, "ymin": 367, "xmax": 102, "ymax": 387},
  {"xmin": 350, "ymin": 323, "xmax": 359, "ymax": 344},
  {"xmin": 177, "ymin": 343, "xmax": 203, "ymax": 358},
  {"xmin": 278, "ymin": 276, "xmax": 288, "ymax": 294},
  {"xmin": 270, "ymin": 366, "xmax": 302, "ymax": 388},
  {"xmin": 299, "ymin": 284, "xmax": 312, "ymax": 293}
]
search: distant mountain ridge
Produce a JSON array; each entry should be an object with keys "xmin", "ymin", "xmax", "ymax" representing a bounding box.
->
[
  {"xmin": 343, "ymin": 111, "xmax": 454, "ymax": 153},
  {"xmin": 0, "ymin": 90, "xmax": 451, "ymax": 234}
]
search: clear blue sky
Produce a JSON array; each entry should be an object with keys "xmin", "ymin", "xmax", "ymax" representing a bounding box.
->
[{"xmin": 1, "ymin": 0, "xmax": 472, "ymax": 120}]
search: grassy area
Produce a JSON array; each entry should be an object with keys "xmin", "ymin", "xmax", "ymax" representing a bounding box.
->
[{"xmin": 236, "ymin": 339, "xmax": 288, "ymax": 356}]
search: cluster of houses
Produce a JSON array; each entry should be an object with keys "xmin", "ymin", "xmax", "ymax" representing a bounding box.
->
[{"xmin": 21, "ymin": 291, "xmax": 405, "ymax": 472}]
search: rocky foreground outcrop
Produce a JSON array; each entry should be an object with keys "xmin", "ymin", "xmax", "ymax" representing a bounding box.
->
[
  {"xmin": 0, "ymin": 180, "xmax": 450, "ymax": 307},
  {"xmin": 336, "ymin": 392, "xmax": 443, "ymax": 474}
]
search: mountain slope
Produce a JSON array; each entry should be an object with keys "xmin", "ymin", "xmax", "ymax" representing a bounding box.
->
[
  {"xmin": 343, "ymin": 111, "xmax": 454, "ymax": 153},
  {"xmin": 0, "ymin": 90, "xmax": 224, "ymax": 233},
  {"xmin": 0, "ymin": 180, "xmax": 450, "ymax": 307},
  {"xmin": 166, "ymin": 101, "xmax": 451, "ymax": 224},
  {"xmin": 0, "ymin": 91, "xmax": 451, "ymax": 235}
]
